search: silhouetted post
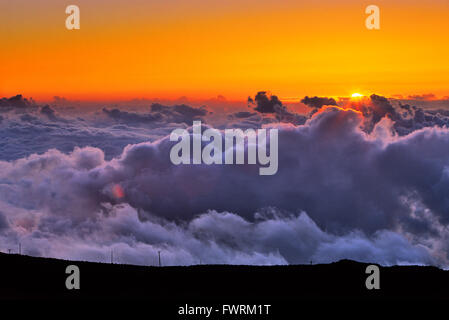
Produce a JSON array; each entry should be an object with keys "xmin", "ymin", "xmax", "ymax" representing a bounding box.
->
[
  {"xmin": 158, "ymin": 251, "xmax": 161, "ymax": 267},
  {"xmin": 111, "ymin": 250, "xmax": 113, "ymax": 264},
  {"xmin": 8, "ymin": 249, "xmax": 11, "ymax": 254},
  {"xmin": 18, "ymin": 243, "xmax": 21, "ymax": 255}
]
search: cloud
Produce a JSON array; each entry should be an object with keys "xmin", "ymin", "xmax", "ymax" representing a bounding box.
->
[
  {"xmin": 301, "ymin": 96, "xmax": 337, "ymax": 109},
  {"xmin": 0, "ymin": 101, "xmax": 181, "ymax": 161},
  {"xmin": 102, "ymin": 103, "xmax": 209, "ymax": 127},
  {"xmin": 150, "ymin": 103, "xmax": 209, "ymax": 122},
  {"xmin": 311, "ymin": 230, "xmax": 432, "ymax": 265},
  {"xmin": 249, "ymin": 91, "xmax": 283, "ymax": 113},
  {"xmin": 1, "ymin": 94, "xmax": 449, "ymax": 266},
  {"xmin": 248, "ymin": 92, "xmax": 307, "ymax": 125},
  {"xmin": 102, "ymin": 108, "xmax": 162, "ymax": 125},
  {"xmin": 229, "ymin": 111, "xmax": 257, "ymax": 119},
  {"xmin": 40, "ymin": 105, "xmax": 66, "ymax": 122},
  {"xmin": 0, "ymin": 95, "xmax": 37, "ymax": 110},
  {"xmin": 87, "ymin": 106, "xmax": 445, "ymax": 243},
  {"xmin": 407, "ymin": 94, "xmax": 436, "ymax": 101},
  {"xmin": 342, "ymin": 94, "xmax": 449, "ymax": 136},
  {"xmin": 0, "ymin": 202, "xmax": 433, "ymax": 266}
]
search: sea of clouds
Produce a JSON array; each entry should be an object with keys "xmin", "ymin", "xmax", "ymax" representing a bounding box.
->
[{"xmin": 1, "ymin": 93, "xmax": 449, "ymax": 267}]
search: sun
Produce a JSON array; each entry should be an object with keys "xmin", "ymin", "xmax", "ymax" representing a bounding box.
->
[{"xmin": 351, "ymin": 93, "xmax": 363, "ymax": 98}]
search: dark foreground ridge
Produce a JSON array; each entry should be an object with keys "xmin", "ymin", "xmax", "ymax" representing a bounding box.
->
[{"xmin": 0, "ymin": 252, "xmax": 448, "ymax": 302}]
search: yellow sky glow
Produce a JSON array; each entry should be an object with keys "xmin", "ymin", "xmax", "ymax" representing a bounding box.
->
[{"xmin": 1, "ymin": 0, "xmax": 448, "ymax": 101}]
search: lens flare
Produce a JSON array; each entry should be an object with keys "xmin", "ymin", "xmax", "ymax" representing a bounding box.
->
[{"xmin": 112, "ymin": 184, "xmax": 125, "ymax": 199}]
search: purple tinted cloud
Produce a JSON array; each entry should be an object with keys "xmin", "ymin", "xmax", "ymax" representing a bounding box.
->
[{"xmin": 0, "ymin": 94, "xmax": 448, "ymax": 266}]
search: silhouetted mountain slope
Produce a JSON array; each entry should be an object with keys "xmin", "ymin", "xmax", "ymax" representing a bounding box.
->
[{"xmin": 0, "ymin": 253, "xmax": 448, "ymax": 302}]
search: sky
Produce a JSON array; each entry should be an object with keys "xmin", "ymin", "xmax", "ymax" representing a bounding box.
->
[{"xmin": 1, "ymin": 0, "xmax": 449, "ymax": 101}]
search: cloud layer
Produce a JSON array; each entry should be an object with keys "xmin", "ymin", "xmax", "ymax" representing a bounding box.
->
[{"xmin": 0, "ymin": 94, "xmax": 449, "ymax": 266}]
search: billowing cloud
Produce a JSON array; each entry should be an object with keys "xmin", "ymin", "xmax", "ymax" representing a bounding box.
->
[
  {"xmin": 0, "ymin": 202, "xmax": 433, "ymax": 266},
  {"xmin": 0, "ymin": 94, "xmax": 449, "ymax": 266},
  {"xmin": 340, "ymin": 94, "xmax": 449, "ymax": 136}
]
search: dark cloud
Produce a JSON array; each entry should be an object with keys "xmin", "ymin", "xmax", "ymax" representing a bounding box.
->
[
  {"xmin": 248, "ymin": 92, "xmax": 282, "ymax": 113},
  {"xmin": 355, "ymin": 94, "xmax": 398, "ymax": 132},
  {"xmin": 248, "ymin": 92, "xmax": 306, "ymax": 125},
  {"xmin": 407, "ymin": 94, "xmax": 436, "ymax": 101},
  {"xmin": 0, "ymin": 95, "xmax": 36, "ymax": 110},
  {"xmin": 150, "ymin": 103, "xmax": 208, "ymax": 122},
  {"xmin": 228, "ymin": 111, "xmax": 257, "ymax": 119},
  {"xmin": 272, "ymin": 105, "xmax": 307, "ymax": 125},
  {"xmin": 40, "ymin": 105, "xmax": 59, "ymax": 121},
  {"xmin": 300, "ymin": 96, "xmax": 337, "ymax": 109},
  {"xmin": 103, "ymin": 103, "xmax": 208, "ymax": 127}
]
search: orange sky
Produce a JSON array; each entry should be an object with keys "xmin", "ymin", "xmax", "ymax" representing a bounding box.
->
[{"xmin": 1, "ymin": 0, "xmax": 449, "ymax": 101}]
